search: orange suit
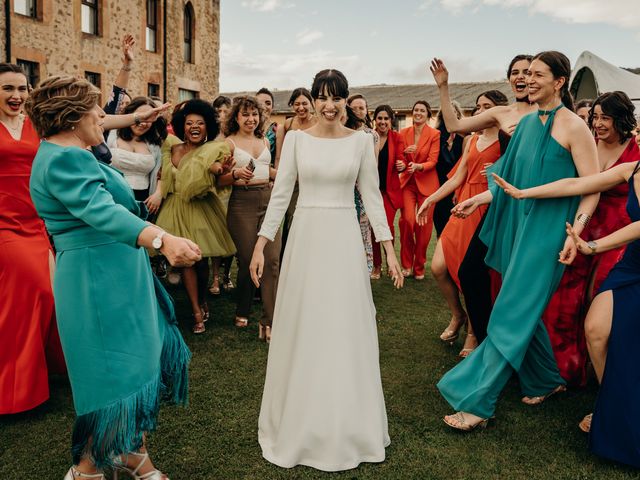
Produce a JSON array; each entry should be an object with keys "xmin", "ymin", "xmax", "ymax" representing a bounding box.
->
[{"xmin": 398, "ymin": 124, "xmax": 440, "ymax": 277}]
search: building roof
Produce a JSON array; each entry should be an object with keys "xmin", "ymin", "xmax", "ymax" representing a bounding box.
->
[
  {"xmin": 571, "ymin": 51, "xmax": 640, "ymax": 112},
  {"xmin": 222, "ymin": 81, "xmax": 513, "ymax": 114}
]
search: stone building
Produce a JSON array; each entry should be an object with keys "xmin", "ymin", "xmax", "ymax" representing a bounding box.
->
[{"xmin": 1, "ymin": 0, "xmax": 220, "ymax": 102}]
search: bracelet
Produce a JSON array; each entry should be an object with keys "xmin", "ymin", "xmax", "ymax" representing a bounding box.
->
[
  {"xmin": 232, "ymin": 169, "xmax": 238, "ymax": 180},
  {"xmin": 576, "ymin": 213, "xmax": 591, "ymax": 227},
  {"xmin": 121, "ymin": 64, "xmax": 132, "ymax": 72},
  {"xmin": 133, "ymin": 113, "xmax": 141, "ymax": 126}
]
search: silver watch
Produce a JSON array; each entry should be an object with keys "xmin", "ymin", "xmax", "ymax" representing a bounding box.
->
[
  {"xmin": 586, "ymin": 240, "xmax": 597, "ymax": 254},
  {"xmin": 152, "ymin": 231, "xmax": 167, "ymax": 250}
]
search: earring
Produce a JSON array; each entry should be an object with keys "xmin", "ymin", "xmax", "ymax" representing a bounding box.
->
[{"xmin": 71, "ymin": 126, "xmax": 75, "ymax": 130}]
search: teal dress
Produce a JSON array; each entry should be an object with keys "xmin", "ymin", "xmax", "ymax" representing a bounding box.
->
[
  {"xmin": 437, "ymin": 106, "xmax": 579, "ymax": 418},
  {"xmin": 29, "ymin": 142, "xmax": 190, "ymax": 467}
]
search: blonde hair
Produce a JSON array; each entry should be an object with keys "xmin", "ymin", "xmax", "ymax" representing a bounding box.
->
[{"xmin": 25, "ymin": 76, "xmax": 101, "ymax": 138}]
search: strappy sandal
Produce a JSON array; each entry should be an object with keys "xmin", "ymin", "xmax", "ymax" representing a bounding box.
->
[
  {"xmin": 192, "ymin": 312, "xmax": 206, "ymax": 334},
  {"xmin": 64, "ymin": 467, "xmax": 105, "ymax": 479},
  {"xmin": 200, "ymin": 303, "xmax": 210, "ymax": 323},
  {"xmin": 521, "ymin": 385, "xmax": 566, "ymax": 405},
  {"xmin": 443, "ymin": 412, "xmax": 489, "ymax": 432},
  {"xmin": 209, "ymin": 275, "xmax": 220, "ymax": 295},
  {"xmin": 458, "ymin": 333, "xmax": 477, "ymax": 358},
  {"xmin": 578, "ymin": 413, "xmax": 592, "ymax": 433},
  {"xmin": 234, "ymin": 316, "xmax": 248, "ymax": 328},
  {"xmin": 114, "ymin": 451, "xmax": 169, "ymax": 480},
  {"xmin": 440, "ymin": 315, "xmax": 467, "ymax": 345}
]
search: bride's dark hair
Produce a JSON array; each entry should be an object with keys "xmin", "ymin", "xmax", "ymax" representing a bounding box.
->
[{"xmin": 310, "ymin": 69, "xmax": 349, "ymax": 100}]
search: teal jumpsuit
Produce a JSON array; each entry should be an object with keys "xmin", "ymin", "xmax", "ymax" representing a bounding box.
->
[{"xmin": 437, "ymin": 106, "xmax": 579, "ymax": 419}]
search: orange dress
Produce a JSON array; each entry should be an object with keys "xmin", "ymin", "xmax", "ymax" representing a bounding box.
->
[
  {"xmin": 0, "ymin": 118, "xmax": 65, "ymax": 414},
  {"xmin": 440, "ymin": 135, "xmax": 500, "ymax": 288}
]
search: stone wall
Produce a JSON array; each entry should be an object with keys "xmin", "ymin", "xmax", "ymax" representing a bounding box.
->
[{"xmin": 1, "ymin": 0, "xmax": 219, "ymax": 102}]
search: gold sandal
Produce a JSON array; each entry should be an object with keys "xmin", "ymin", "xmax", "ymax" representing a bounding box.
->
[
  {"xmin": 521, "ymin": 385, "xmax": 566, "ymax": 405},
  {"xmin": 443, "ymin": 412, "xmax": 489, "ymax": 432},
  {"xmin": 578, "ymin": 413, "xmax": 592, "ymax": 433}
]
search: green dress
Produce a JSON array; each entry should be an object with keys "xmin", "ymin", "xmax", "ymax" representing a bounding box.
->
[
  {"xmin": 155, "ymin": 138, "xmax": 236, "ymax": 257},
  {"xmin": 437, "ymin": 106, "xmax": 579, "ymax": 418},
  {"xmin": 29, "ymin": 142, "xmax": 190, "ymax": 467}
]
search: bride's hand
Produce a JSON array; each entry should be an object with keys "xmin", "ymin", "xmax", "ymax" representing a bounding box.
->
[
  {"xmin": 249, "ymin": 250, "xmax": 264, "ymax": 287},
  {"xmin": 386, "ymin": 255, "xmax": 404, "ymax": 289}
]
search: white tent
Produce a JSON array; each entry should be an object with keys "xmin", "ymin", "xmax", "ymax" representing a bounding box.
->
[{"xmin": 570, "ymin": 51, "xmax": 640, "ymax": 114}]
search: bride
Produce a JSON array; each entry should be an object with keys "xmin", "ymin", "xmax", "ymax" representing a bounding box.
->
[{"xmin": 249, "ymin": 69, "xmax": 404, "ymax": 471}]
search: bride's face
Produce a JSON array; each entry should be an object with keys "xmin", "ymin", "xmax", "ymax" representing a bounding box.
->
[{"xmin": 314, "ymin": 90, "xmax": 345, "ymax": 125}]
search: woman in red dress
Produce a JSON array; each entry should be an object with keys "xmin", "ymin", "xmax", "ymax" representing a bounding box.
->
[
  {"xmin": 542, "ymin": 91, "xmax": 640, "ymax": 386},
  {"xmin": 0, "ymin": 63, "xmax": 64, "ymax": 414}
]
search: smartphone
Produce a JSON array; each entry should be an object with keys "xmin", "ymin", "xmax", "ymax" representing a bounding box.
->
[{"xmin": 247, "ymin": 159, "xmax": 256, "ymax": 172}]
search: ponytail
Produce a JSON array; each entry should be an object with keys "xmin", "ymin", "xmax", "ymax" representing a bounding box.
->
[{"xmin": 560, "ymin": 83, "xmax": 574, "ymax": 112}]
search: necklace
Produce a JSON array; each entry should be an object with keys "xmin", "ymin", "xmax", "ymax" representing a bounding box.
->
[
  {"xmin": 537, "ymin": 104, "xmax": 563, "ymax": 116},
  {"xmin": 1, "ymin": 120, "xmax": 22, "ymax": 132}
]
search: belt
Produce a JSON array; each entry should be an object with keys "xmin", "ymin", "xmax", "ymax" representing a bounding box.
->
[{"xmin": 53, "ymin": 229, "xmax": 117, "ymax": 251}]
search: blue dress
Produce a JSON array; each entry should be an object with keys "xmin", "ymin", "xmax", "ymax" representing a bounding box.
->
[{"xmin": 590, "ymin": 161, "xmax": 640, "ymax": 468}]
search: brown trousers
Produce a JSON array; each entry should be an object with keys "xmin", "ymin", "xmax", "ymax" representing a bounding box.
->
[{"xmin": 227, "ymin": 185, "xmax": 281, "ymax": 326}]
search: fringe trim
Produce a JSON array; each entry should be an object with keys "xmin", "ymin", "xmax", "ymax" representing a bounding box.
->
[{"xmin": 71, "ymin": 274, "xmax": 191, "ymax": 468}]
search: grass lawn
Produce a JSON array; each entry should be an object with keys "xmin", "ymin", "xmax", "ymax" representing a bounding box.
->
[{"xmin": 1, "ymin": 240, "xmax": 637, "ymax": 480}]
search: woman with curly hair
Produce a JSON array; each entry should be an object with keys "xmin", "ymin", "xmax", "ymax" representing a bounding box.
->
[
  {"xmin": 28, "ymin": 75, "xmax": 197, "ymax": 479},
  {"xmin": 218, "ymin": 96, "xmax": 280, "ymax": 339},
  {"xmin": 155, "ymin": 99, "xmax": 236, "ymax": 334}
]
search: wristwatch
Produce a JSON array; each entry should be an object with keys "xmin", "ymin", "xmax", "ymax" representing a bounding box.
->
[
  {"xmin": 152, "ymin": 231, "xmax": 167, "ymax": 251},
  {"xmin": 586, "ymin": 240, "xmax": 598, "ymax": 254}
]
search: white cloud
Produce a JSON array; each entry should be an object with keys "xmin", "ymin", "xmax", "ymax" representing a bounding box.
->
[
  {"xmin": 390, "ymin": 57, "xmax": 504, "ymax": 84},
  {"xmin": 296, "ymin": 29, "xmax": 324, "ymax": 46},
  {"xmin": 435, "ymin": 0, "xmax": 640, "ymax": 29},
  {"xmin": 240, "ymin": 0, "xmax": 295, "ymax": 12},
  {"xmin": 219, "ymin": 42, "xmax": 362, "ymax": 91}
]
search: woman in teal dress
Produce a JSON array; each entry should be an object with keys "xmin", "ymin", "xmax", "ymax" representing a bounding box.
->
[
  {"xmin": 28, "ymin": 76, "xmax": 200, "ymax": 479},
  {"xmin": 437, "ymin": 52, "xmax": 600, "ymax": 430}
]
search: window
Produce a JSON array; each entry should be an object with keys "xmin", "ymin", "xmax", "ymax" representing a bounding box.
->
[
  {"xmin": 178, "ymin": 88, "xmax": 198, "ymax": 102},
  {"xmin": 146, "ymin": 0, "xmax": 158, "ymax": 52},
  {"xmin": 85, "ymin": 71, "xmax": 101, "ymax": 89},
  {"xmin": 147, "ymin": 83, "xmax": 160, "ymax": 98},
  {"xmin": 183, "ymin": 3, "xmax": 194, "ymax": 63},
  {"xmin": 16, "ymin": 60, "xmax": 39, "ymax": 88},
  {"xmin": 395, "ymin": 114, "xmax": 407, "ymax": 130},
  {"xmin": 81, "ymin": 0, "xmax": 99, "ymax": 35},
  {"xmin": 14, "ymin": 0, "xmax": 37, "ymax": 18}
]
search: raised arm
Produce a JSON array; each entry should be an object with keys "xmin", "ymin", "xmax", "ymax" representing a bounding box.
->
[
  {"xmin": 430, "ymin": 58, "xmax": 502, "ymax": 134},
  {"xmin": 567, "ymin": 220, "xmax": 640, "ymax": 255}
]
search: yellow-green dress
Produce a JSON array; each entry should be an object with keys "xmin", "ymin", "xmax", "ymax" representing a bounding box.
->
[{"xmin": 156, "ymin": 137, "xmax": 235, "ymax": 257}]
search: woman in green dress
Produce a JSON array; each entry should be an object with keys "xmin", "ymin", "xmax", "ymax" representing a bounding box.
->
[
  {"xmin": 27, "ymin": 76, "xmax": 199, "ymax": 479},
  {"xmin": 436, "ymin": 51, "xmax": 601, "ymax": 431},
  {"xmin": 155, "ymin": 99, "xmax": 236, "ymax": 334}
]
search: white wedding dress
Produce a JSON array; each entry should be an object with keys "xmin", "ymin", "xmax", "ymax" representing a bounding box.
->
[{"xmin": 257, "ymin": 129, "xmax": 392, "ymax": 471}]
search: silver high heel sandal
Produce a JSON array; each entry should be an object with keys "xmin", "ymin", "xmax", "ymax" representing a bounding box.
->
[
  {"xmin": 113, "ymin": 451, "xmax": 168, "ymax": 480},
  {"xmin": 63, "ymin": 467, "xmax": 105, "ymax": 480}
]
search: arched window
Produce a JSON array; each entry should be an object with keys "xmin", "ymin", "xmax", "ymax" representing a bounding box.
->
[
  {"xmin": 183, "ymin": 3, "xmax": 195, "ymax": 63},
  {"xmin": 146, "ymin": 0, "xmax": 159, "ymax": 52}
]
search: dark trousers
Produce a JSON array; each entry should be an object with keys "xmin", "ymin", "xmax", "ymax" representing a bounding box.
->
[
  {"xmin": 459, "ymin": 215, "xmax": 493, "ymax": 342},
  {"xmin": 227, "ymin": 185, "xmax": 282, "ymax": 326}
]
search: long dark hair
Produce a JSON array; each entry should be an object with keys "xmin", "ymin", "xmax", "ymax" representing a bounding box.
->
[
  {"xmin": 0, "ymin": 62, "xmax": 27, "ymax": 77},
  {"xmin": 347, "ymin": 93, "xmax": 373, "ymax": 128},
  {"xmin": 226, "ymin": 95, "xmax": 265, "ymax": 138},
  {"xmin": 171, "ymin": 99, "xmax": 219, "ymax": 143},
  {"xmin": 288, "ymin": 87, "xmax": 313, "ymax": 106},
  {"xmin": 533, "ymin": 51, "xmax": 574, "ymax": 111},
  {"xmin": 476, "ymin": 90, "xmax": 509, "ymax": 107},
  {"xmin": 506, "ymin": 54, "xmax": 533, "ymax": 78},
  {"xmin": 343, "ymin": 104, "xmax": 364, "ymax": 130},
  {"xmin": 118, "ymin": 96, "xmax": 167, "ymax": 145},
  {"xmin": 590, "ymin": 91, "xmax": 637, "ymax": 144}
]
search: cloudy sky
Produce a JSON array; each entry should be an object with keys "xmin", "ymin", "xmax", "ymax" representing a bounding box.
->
[{"xmin": 219, "ymin": 0, "xmax": 640, "ymax": 92}]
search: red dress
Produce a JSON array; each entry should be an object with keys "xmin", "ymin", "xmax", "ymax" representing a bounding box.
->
[
  {"xmin": 441, "ymin": 135, "xmax": 500, "ymax": 288},
  {"xmin": 543, "ymin": 137, "xmax": 640, "ymax": 386},
  {"xmin": 0, "ymin": 118, "xmax": 65, "ymax": 414}
]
